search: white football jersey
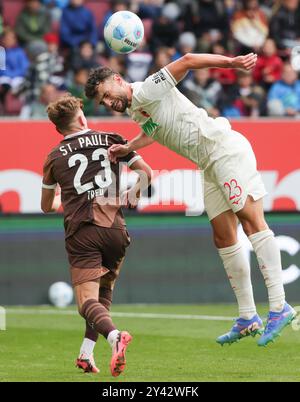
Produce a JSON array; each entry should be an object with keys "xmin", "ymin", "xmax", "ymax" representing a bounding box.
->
[{"xmin": 127, "ymin": 67, "xmax": 232, "ymax": 170}]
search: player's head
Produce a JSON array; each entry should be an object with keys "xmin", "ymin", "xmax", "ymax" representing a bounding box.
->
[
  {"xmin": 85, "ymin": 67, "xmax": 130, "ymax": 113},
  {"xmin": 47, "ymin": 95, "xmax": 88, "ymax": 135}
]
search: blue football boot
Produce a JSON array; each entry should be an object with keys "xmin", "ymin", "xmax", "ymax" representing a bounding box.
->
[
  {"xmin": 217, "ymin": 314, "xmax": 264, "ymax": 346},
  {"xmin": 257, "ymin": 303, "xmax": 296, "ymax": 347}
]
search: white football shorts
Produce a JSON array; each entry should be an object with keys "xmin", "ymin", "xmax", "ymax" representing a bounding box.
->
[{"xmin": 202, "ymin": 130, "xmax": 267, "ymax": 221}]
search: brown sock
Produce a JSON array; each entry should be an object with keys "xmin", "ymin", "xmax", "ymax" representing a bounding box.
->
[
  {"xmin": 81, "ymin": 299, "xmax": 116, "ymax": 339},
  {"xmin": 84, "ymin": 289, "xmax": 113, "ymax": 342},
  {"xmin": 99, "ymin": 287, "xmax": 113, "ymax": 311},
  {"xmin": 85, "ymin": 321, "xmax": 99, "ymax": 343}
]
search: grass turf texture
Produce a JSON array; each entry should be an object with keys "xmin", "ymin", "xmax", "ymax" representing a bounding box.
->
[{"xmin": 1, "ymin": 304, "xmax": 300, "ymax": 382}]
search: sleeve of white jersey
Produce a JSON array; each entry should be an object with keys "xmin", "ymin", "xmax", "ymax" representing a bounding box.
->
[{"xmin": 135, "ymin": 67, "xmax": 178, "ymax": 103}]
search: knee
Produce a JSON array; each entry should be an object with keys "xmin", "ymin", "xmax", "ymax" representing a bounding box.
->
[
  {"xmin": 240, "ymin": 219, "xmax": 268, "ymax": 237},
  {"xmin": 213, "ymin": 233, "xmax": 237, "ymax": 249},
  {"xmin": 77, "ymin": 293, "xmax": 96, "ymax": 316},
  {"xmin": 78, "ymin": 297, "xmax": 89, "ymax": 316}
]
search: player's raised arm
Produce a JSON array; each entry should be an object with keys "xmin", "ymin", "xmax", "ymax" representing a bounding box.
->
[
  {"xmin": 166, "ymin": 52, "xmax": 258, "ymax": 83},
  {"xmin": 108, "ymin": 132, "xmax": 154, "ymax": 163}
]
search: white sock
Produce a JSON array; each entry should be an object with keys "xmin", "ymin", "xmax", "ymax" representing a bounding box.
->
[
  {"xmin": 79, "ymin": 338, "xmax": 96, "ymax": 358},
  {"xmin": 249, "ymin": 229, "xmax": 285, "ymax": 312},
  {"xmin": 107, "ymin": 329, "xmax": 120, "ymax": 348},
  {"xmin": 218, "ymin": 242, "xmax": 257, "ymax": 320}
]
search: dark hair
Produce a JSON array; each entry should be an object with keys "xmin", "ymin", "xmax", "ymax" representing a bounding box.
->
[
  {"xmin": 85, "ymin": 67, "xmax": 116, "ymax": 99},
  {"xmin": 47, "ymin": 95, "xmax": 83, "ymax": 134}
]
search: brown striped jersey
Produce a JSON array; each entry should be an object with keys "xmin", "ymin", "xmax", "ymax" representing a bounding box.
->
[{"xmin": 42, "ymin": 129, "xmax": 141, "ymax": 238}]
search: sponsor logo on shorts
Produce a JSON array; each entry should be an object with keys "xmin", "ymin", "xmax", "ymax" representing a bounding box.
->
[{"xmin": 224, "ymin": 179, "xmax": 243, "ymax": 205}]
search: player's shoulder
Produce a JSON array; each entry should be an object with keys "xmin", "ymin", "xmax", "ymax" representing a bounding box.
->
[
  {"xmin": 89, "ymin": 130, "xmax": 128, "ymax": 146},
  {"xmin": 44, "ymin": 142, "xmax": 61, "ymax": 163}
]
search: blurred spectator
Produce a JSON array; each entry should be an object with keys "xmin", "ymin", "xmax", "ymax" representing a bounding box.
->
[
  {"xmin": 60, "ymin": 0, "xmax": 97, "ymax": 49},
  {"xmin": 148, "ymin": 46, "xmax": 172, "ymax": 75},
  {"xmin": 259, "ymin": 0, "xmax": 275, "ymax": 18},
  {"xmin": 42, "ymin": 0, "xmax": 69, "ymax": 7},
  {"xmin": 68, "ymin": 68, "xmax": 95, "ymax": 115},
  {"xmin": 44, "ymin": 32, "xmax": 65, "ymax": 87},
  {"xmin": 15, "ymin": 0, "xmax": 51, "ymax": 46},
  {"xmin": 0, "ymin": 28, "xmax": 29, "ymax": 110},
  {"xmin": 182, "ymin": 0, "xmax": 231, "ymax": 52},
  {"xmin": 17, "ymin": 39, "xmax": 64, "ymax": 114},
  {"xmin": 182, "ymin": 69, "xmax": 222, "ymax": 117},
  {"xmin": 109, "ymin": 54, "xmax": 127, "ymax": 75},
  {"xmin": 1, "ymin": 0, "xmax": 300, "ymax": 119},
  {"xmin": 149, "ymin": 2, "xmax": 180, "ymax": 53},
  {"xmin": 253, "ymin": 38, "xmax": 283, "ymax": 90},
  {"xmin": 270, "ymin": 0, "xmax": 300, "ymax": 54},
  {"xmin": 231, "ymin": 0, "xmax": 269, "ymax": 52},
  {"xmin": 134, "ymin": 0, "xmax": 162, "ymax": 19},
  {"xmin": 22, "ymin": 83, "xmax": 61, "ymax": 118},
  {"xmin": 172, "ymin": 32, "xmax": 197, "ymax": 61},
  {"xmin": 267, "ymin": 63, "xmax": 300, "ymax": 116},
  {"xmin": 219, "ymin": 70, "xmax": 266, "ymax": 117},
  {"xmin": 224, "ymin": 0, "xmax": 238, "ymax": 18},
  {"xmin": 42, "ymin": 0, "xmax": 69, "ymax": 23},
  {"xmin": 70, "ymin": 41, "xmax": 99, "ymax": 71},
  {"xmin": 210, "ymin": 41, "xmax": 236, "ymax": 85},
  {"xmin": 125, "ymin": 39, "xmax": 153, "ymax": 82},
  {"xmin": 0, "ymin": 2, "xmax": 3, "ymax": 37}
]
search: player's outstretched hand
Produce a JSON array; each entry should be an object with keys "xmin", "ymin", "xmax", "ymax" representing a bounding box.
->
[
  {"xmin": 108, "ymin": 144, "xmax": 130, "ymax": 163},
  {"xmin": 232, "ymin": 53, "xmax": 257, "ymax": 71}
]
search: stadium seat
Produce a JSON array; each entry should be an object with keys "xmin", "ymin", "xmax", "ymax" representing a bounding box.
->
[
  {"xmin": 4, "ymin": 92, "xmax": 23, "ymax": 115},
  {"xmin": 85, "ymin": 0, "xmax": 110, "ymax": 27},
  {"xmin": 2, "ymin": 0, "xmax": 24, "ymax": 27}
]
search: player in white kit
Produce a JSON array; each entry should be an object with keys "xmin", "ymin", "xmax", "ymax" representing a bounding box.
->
[{"xmin": 85, "ymin": 52, "xmax": 296, "ymax": 346}]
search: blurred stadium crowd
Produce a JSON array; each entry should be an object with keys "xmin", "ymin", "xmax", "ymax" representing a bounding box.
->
[{"xmin": 0, "ymin": 0, "xmax": 300, "ymax": 119}]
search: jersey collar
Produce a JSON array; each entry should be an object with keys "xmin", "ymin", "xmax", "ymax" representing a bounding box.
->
[{"xmin": 64, "ymin": 129, "xmax": 91, "ymax": 140}]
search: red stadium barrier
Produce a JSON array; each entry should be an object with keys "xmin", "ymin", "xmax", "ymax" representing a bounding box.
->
[{"xmin": 0, "ymin": 120, "xmax": 300, "ymax": 213}]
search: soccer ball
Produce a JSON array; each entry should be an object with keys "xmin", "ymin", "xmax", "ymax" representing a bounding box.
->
[
  {"xmin": 104, "ymin": 11, "xmax": 144, "ymax": 54},
  {"xmin": 48, "ymin": 282, "xmax": 73, "ymax": 308}
]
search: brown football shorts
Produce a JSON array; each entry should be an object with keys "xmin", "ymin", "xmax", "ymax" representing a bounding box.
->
[{"xmin": 65, "ymin": 223, "xmax": 131, "ymax": 287}]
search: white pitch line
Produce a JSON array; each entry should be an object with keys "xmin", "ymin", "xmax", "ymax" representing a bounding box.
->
[{"xmin": 5, "ymin": 308, "xmax": 234, "ymax": 321}]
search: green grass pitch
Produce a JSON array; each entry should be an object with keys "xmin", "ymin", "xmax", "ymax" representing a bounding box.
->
[{"xmin": 1, "ymin": 304, "xmax": 300, "ymax": 382}]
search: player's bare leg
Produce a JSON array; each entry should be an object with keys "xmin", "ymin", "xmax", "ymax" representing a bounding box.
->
[
  {"xmin": 75, "ymin": 269, "xmax": 131, "ymax": 377},
  {"xmin": 236, "ymin": 196, "xmax": 296, "ymax": 346},
  {"xmin": 77, "ymin": 262, "xmax": 125, "ymax": 373},
  {"xmin": 212, "ymin": 210, "xmax": 263, "ymax": 345},
  {"xmin": 100, "ymin": 259, "xmax": 133, "ymax": 377},
  {"xmin": 75, "ymin": 280, "xmax": 101, "ymax": 373},
  {"xmin": 77, "ymin": 284, "xmax": 114, "ymax": 374},
  {"xmin": 76, "ymin": 321, "xmax": 100, "ymax": 373}
]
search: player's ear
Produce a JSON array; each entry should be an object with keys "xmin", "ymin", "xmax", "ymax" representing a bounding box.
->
[
  {"xmin": 114, "ymin": 74, "xmax": 122, "ymax": 85},
  {"xmin": 78, "ymin": 111, "xmax": 88, "ymax": 128}
]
